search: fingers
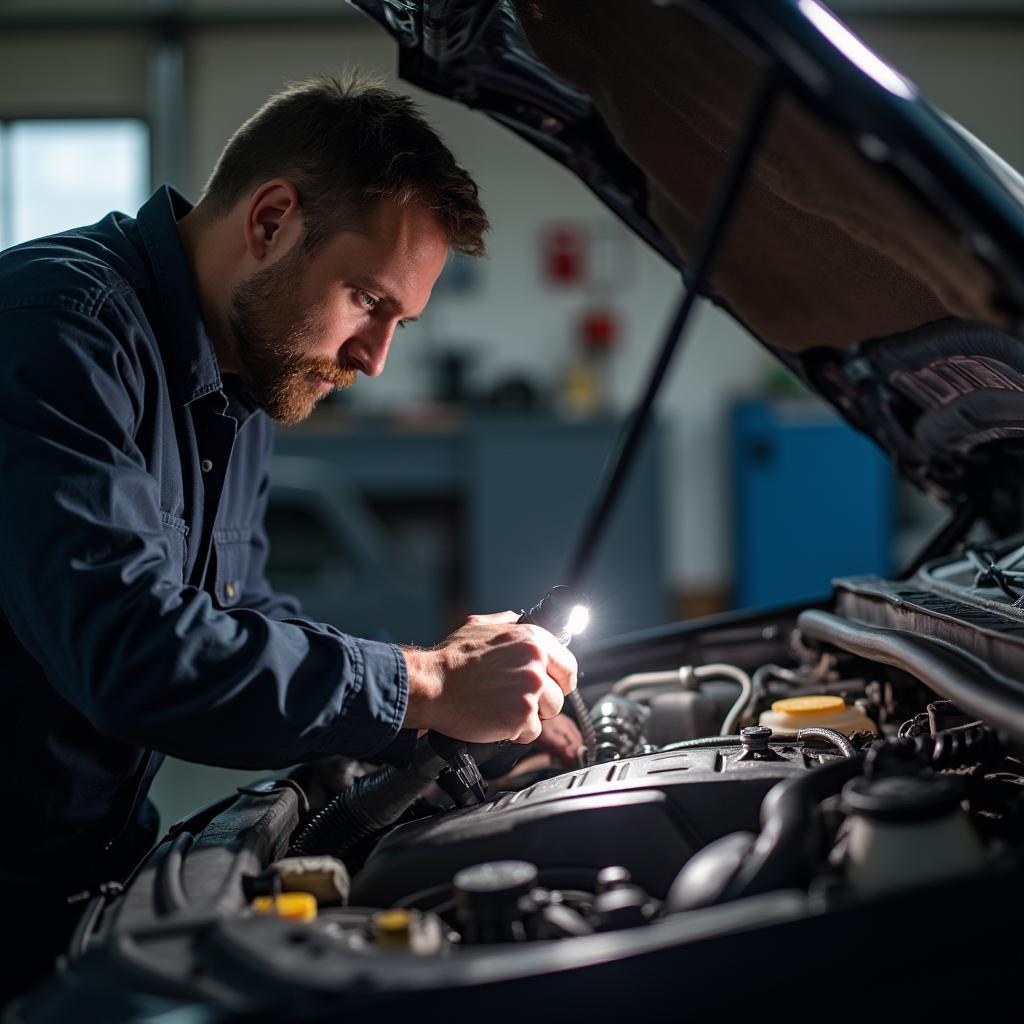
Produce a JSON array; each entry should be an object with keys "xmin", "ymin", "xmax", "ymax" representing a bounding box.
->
[
  {"xmin": 429, "ymin": 612, "xmax": 578, "ymax": 746},
  {"xmin": 511, "ymin": 714, "xmax": 542, "ymax": 746},
  {"xmin": 465, "ymin": 609, "xmax": 520, "ymax": 625},
  {"xmin": 528, "ymin": 627, "xmax": 577, "ymax": 695},
  {"xmin": 508, "ymin": 673, "xmax": 562, "ymax": 746},
  {"xmin": 536, "ymin": 675, "xmax": 565, "ymax": 721}
]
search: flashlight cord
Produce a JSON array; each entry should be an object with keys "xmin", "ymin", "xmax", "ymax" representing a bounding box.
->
[{"xmin": 567, "ymin": 689, "xmax": 598, "ymax": 766}]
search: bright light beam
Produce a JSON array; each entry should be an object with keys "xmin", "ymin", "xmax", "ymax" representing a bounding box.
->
[
  {"xmin": 567, "ymin": 604, "xmax": 590, "ymax": 636},
  {"xmin": 798, "ymin": 0, "xmax": 914, "ymax": 101}
]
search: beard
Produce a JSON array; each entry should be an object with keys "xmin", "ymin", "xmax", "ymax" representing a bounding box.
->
[{"xmin": 226, "ymin": 248, "xmax": 356, "ymax": 425}]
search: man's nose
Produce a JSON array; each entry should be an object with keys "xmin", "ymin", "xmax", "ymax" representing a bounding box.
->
[{"xmin": 346, "ymin": 322, "xmax": 394, "ymax": 378}]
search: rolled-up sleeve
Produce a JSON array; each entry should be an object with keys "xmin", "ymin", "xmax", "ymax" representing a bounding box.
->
[{"xmin": 0, "ymin": 299, "xmax": 409, "ymax": 768}]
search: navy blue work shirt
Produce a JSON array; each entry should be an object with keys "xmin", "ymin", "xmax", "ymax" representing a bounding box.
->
[{"xmin": 0, "ymin": 187, "xmax": 413, "ymax": 892}]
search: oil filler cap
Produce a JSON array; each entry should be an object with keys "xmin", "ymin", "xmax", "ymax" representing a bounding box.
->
[
  {"xmin": 454, "ymin": 860, "xmax": 538, "ymax": 943},
  {"xmin": 737, "ymin": 725, "xmax": 784, "ymax": 761}
]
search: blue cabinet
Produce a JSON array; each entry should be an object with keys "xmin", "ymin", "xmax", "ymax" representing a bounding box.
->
[{"xmin": 731, "ymin": 399, "xmax": 894, "ymax": 608}]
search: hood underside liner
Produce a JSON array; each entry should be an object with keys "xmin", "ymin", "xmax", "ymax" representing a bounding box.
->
[{"xmin": 353, "ymin": 0, "xmax": 1024, "ymax": 521}]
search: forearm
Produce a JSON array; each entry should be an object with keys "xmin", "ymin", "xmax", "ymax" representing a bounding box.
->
[
  {"xmin": 81, "ymin": 590, "xmax": 410, "ymax": 768},
  {"xmin": 5, "ymin": 522, "xmax": 408, "ymax": 768}
]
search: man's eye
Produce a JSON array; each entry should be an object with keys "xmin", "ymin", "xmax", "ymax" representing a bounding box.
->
[
  {"xmin": 357, "ymin": 290, "xmax": 379, "ymax": 310},
  {"xmin": 397, "ymin": 320, "xmax": 410, "ymax": 330}
]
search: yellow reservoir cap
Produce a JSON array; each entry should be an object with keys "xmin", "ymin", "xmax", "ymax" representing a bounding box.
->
[
  {"xmin": 771, "ymin": 695, "xmax": 846, "ymax": 715},
  {"xmin": 252, "ymin": 891, "xmax": 317, "ymax": 922},
  {"xmin": 375, "ymin": 909, "xmax": 412, "ymax": 933},
  {"xmin": 759, "ymin": 694, "xmax": 878, "ymax": 736},
  {"xmin": 373, "ymin": 908, "xmax": 413, "ymax": 949}
]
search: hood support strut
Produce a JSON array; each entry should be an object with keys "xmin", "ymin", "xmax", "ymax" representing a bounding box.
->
[{"xmin": 566, "ymin": 65, "xmax": 781, "ymax": 590}]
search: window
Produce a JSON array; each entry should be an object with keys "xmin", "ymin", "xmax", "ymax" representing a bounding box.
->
[{"xmin": 0, "ymin": 118, "xmax": 149, "ymax": 249}]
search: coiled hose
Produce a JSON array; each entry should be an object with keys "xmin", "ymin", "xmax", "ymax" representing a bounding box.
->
[
  {"xmin": 289, "ymin": 740, "xmax": 449, "ymax": 858},
  {"xmin": 910, "ymin": 723, "xmax": 1004, "ymax": 769}
]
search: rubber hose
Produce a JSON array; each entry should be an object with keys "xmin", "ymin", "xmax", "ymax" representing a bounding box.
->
[
  {"xmin": 797, "ymin": 609, "xmax": 1024, "ymax": 746},
  {"xmin": 726, "ymin": 754, "xmax": 866, "ymax": 900},
  {"xmin": 724, "ymin": 726, "xmax": 999, "ymax": 903},
  {"xmin": 797, "ymin": 726, "xmax": 856, "ymax": 758}
]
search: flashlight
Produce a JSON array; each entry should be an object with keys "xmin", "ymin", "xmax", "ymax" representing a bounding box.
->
[
  {"xmin": 429, "ymin": 586, "xmax": 592, "ymax": 805},
  {"xmin": 517, "ymin": 585, "xmax": 590, "ymax": 646},
  {"xmin": 517, "ymin": 585, "xmax": 594, "ymax": 768}
]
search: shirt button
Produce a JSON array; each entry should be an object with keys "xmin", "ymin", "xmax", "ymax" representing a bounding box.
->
[
  {"xmin": 225, "ymin": 582, "xmax": 237, "ymax": 600},
  {"xmin": 201, "ymin": 458, "xmax": 214, "ymax": 473}
]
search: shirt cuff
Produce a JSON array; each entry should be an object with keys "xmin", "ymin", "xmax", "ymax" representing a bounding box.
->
[{"xmin": 314, "ymin": 637, "xmax": 410, "ymax": 760}]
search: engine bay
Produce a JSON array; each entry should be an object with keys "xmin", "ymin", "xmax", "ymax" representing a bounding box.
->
[{"xmin": 24, "ymin": 545, "xmax": 1024, "ymax": 1019}]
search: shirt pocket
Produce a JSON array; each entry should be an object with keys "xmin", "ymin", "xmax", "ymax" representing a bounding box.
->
[
  {"xmin": 213, "ymin": 527, "xmax": 252, "ymax": 608},
  {"xmin": 160, "ymin": 511, "xmax": 189, "ymax": 580}
]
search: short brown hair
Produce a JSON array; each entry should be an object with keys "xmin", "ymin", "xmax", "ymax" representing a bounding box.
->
[{"xmin": 201, "ymin": 72, "xmax": 488, "ymax": 257}]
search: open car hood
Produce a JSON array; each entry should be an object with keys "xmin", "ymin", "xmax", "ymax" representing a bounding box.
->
[{"xmin": 350, "ymin": 0, "xmax": 1024, "ymax": 530}]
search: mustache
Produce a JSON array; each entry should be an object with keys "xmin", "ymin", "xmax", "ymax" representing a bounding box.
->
[{"xmin": 296, "ymin": 357, "xmax": 358, "ymax": 389}]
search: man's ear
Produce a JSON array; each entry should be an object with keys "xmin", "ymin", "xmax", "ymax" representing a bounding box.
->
[{"xmin": 243, "ymin": 179, "xmax": 301, "ymax": 261}]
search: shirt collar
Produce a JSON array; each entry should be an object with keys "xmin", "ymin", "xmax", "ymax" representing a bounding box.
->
[{"xmin": 136, "ymin": 185, "xmax": 224, "ymax": 406}]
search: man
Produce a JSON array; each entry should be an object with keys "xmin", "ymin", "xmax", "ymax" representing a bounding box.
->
[{"xmin": 0, "ymin": 74, "xmax": 580, "ymax": 1003}]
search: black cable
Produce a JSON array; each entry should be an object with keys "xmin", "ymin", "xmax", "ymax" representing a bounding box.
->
[
  {"xmin": 289, "ymin": 739, "xmax": 450, "ymax": 858},
  {"xmin": 897, "ymin": 497, "xmax": 977, "ymax": 578},
  {"xmin": 68, "ymin": 894, "xmax": 106, "ymax": 962},
  {"xmin": 565, "ymin": 67, "xmax": 780, "ymax": 590},
  {"xmin": 964, "ymin": 545, "xmax": 1024, "ymax": 605},
  {"xmin": 658, "ymin": 735, "xmax": 742, "ymax": 751}
]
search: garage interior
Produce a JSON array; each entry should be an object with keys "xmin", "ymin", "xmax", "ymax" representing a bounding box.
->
[{"xmin": 3, "ymin": 4, "xmax": 1024, "ymax": 1011}]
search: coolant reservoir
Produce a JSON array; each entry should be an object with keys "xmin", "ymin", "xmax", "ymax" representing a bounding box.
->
[
  {"xmin": 759, "ymin": 695, "xmax": 877, "ymax": 735},
  {"xmin": 841, "ymin": 774, "xmax": 985, "ymax": 897}
]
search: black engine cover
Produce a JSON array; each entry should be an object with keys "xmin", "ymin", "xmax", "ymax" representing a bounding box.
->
[{"xmin": 351, "ymin": 742, "xmax": 834, "ymax": 906}]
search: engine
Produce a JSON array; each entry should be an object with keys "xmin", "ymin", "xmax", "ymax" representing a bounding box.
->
[{"xmin": 19, "ymin": 551, "xmax": 1024, "ymax": 1017}]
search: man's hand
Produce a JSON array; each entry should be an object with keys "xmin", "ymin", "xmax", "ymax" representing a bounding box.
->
[
  {"xmin": 401, "ymin": 611, "xmax": 577, "ymax": 745},
  {"xmin": 535, "ymin": 713, "xmax": 585, "ymax": 766}
]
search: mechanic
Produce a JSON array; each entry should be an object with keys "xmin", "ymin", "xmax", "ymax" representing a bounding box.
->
[{"xmin": 0, "ymin": 74, "xmax": 581, "ymax": 1005}]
